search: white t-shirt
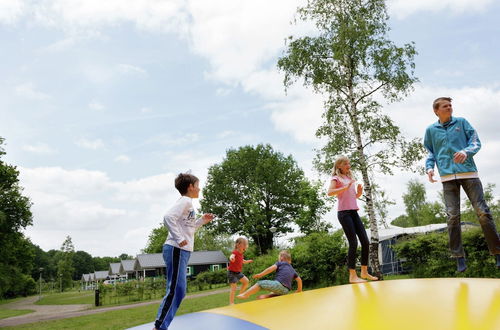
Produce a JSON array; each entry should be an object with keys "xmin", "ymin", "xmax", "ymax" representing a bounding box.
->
[{"xmin": 163, "ymin": 196, "xmax": 207, "ymax": 252}]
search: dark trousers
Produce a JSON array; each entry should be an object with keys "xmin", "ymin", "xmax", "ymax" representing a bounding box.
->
[
  {"xmin": 338, "ymin": 209, "xmax": 370, "ymax": 269},
  {"xmin": 442, "ymin": 178, "xmax": 500, "ymax": 257}
]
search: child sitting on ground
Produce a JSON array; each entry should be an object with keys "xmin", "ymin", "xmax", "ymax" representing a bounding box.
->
[
  {"xmin": 236, "ymin": 250, "xmax": 302, "ymax": 300},
  {"xmin": 228, "ymin": 237, "xmax": 253, "ymax": 305}
]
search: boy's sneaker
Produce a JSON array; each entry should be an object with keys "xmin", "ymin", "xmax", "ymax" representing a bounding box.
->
[
  {"xmin": 496, "ymin": 255, "xmax": 500, "ymax": 268},
  {"xmin": 456, "ymin": 257, "xmax": 467, "ymax": 272}
]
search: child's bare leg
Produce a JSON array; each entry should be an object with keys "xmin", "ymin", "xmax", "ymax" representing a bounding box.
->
[
  {"xmin": 258, "ymin": 293, "xmax": 279, "ymax": 299},
  {"xmin": 349, "ymin": 268, "xmax": 366, "ymax": 284},
  {"xmin": 239, "ymin": 276, "xmax": 249, "ymax": 294},
  {"xmin": 360, "ymin": 265, "xmax": 378, "ymax": 281},
  {"xmin": 229, "ymin": 283, "xmax": 237, "ymax": 305},
  {"xmin": 236, "ymin": 283, "xmax": 260, "ymax": 299}
]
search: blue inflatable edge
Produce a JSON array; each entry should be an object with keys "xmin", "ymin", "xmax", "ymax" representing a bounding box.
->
[{"xmin": 127, "ymin": 311, "xmax": 269, "ymax": 330}]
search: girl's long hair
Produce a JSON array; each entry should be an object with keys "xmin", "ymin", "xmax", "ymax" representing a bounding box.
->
[{"xmin": 332, "ymin": 156, "xmax": 353, "ymax": 179}]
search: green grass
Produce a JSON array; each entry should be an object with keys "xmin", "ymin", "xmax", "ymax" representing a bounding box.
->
[
  {"xmin": 36, "ymin": 291, "xmax": 95, "ymax": 305},
  {"xmin": 384, "ymin": 274, "xmax": 412, "ymax": 280},
  {"xmin": 0, "ymin": 309, "xmax": 34, "ymax": 320},
  {"xmin": 0, "ymin": 297, "xmax": 26, "ymax": 306},
  {"xmin": 3, "ymin": 290, "xmax": 263, "ymax": 329}
]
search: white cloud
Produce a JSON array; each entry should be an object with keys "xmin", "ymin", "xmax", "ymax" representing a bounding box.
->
[
  {"xmin": 148, "ymin": 133, "xmax": 200, "ymax": 147},
  {"xmin": 187, "ymin": 0, "xmax": 304, "ymax": 85},
  {"xmin": 75, "ymin": 137, "xmax": 105, "ymax": 150},
  {"xmin": 215, "ymin": 88, "xmax": 231, "ymax": 96},
  {"xmin": 31, "ymin": 0, "xmax": 190, "ymax": 35},
  {"xmin": 22, "ymin": 143, "xmax": 57, "ymax": 155},
  {"xmin": 268, "ymin": 86, "xmax": 325, "ymax": 144},
  {"xmin": 117, "ymin": 63, "xmax": 147, "ymax": 75},
  {"xmin": 140, "ymin": 107, "xmax": 152, "ymax": 113},
  {"xmin": 216, "ymin": 130, "xmax": 236, "ymax": 139},
  {"xmin": 88, "ymin": 101, "xmax": 105, "ymax": 110},
  {"xmin": 387, "ymin": 0, "xmax": 494, "ymax": 19},
  {"xmin": 0, "ymin": 0, "xmax": 24, "ymax": 25},
  {"xmin": 15, "ymin": 82, "xmax": 51, "ymax": 100},
  {"xmin": 114, "ymin": 155, "xmax": 130, "ymax": 163},
  {"xmin": 19, "ymin": 166, "xmax": 180, "ymax": 256}
]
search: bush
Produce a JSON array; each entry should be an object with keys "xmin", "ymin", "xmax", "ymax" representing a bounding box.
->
[
  {"xmin": 243, "ymin": 250, "xmax": 280, "ymax": 279},
  {"xmin": 290, "ymin": 231, "xmax": 349, "ymax": 287},
  {"xmin": 393, "ymin": 228, "xmax": 500, "ymax": 278},
  {"xmin": 190, "ymin": 269, "xmax": 227, "ymax": 291},
  {"xmin": 232, "ymin": 232, "xmax": 350, "ymax": 289}
]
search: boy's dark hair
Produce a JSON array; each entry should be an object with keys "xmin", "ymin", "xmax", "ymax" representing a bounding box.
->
[{"xmin": 175, "ymin": 173, "xmax": 199, "ymax": 195}]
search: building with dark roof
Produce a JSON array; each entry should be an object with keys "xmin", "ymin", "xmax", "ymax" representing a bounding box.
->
[{"xmin": 134, "ymin": 250, "xmax": 228, "ymax": 278}]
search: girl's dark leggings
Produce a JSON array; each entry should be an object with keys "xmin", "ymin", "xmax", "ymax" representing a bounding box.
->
[{"xmin": 337, "ymin": 209, "xmax": 370, "ymax": 269}]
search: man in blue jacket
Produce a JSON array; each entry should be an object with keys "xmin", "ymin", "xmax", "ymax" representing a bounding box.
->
[{"xmin": 424, "ymin": 97, "xmax": 500, "ymax": 272}]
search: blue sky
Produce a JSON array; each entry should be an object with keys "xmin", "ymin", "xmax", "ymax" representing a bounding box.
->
[{"xmin": 2, "ymin": 0, "xmax": 500, "ymax": 257}]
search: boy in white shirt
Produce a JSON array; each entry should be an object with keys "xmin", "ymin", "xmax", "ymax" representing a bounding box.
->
[{"xmin": 154, "ymin": 173, "xmax": 214, "ymax": 330}]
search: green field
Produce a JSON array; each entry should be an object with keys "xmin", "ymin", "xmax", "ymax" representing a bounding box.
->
[
  {"xmin": 3, "ymin": 290, "xmax": 263, "ymax": 329},
  {"xmin": 0, "ymin": 309, "xmax": 34, "ymax": 320},
  {"xmin": 36, "ymin": 291, "xmax": 95, "ymax": 305}
]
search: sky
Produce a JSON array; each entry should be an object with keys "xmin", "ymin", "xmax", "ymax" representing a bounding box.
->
[{"xmin": 1, "ymin": 0, "xmax": 500, "ymax": 257}]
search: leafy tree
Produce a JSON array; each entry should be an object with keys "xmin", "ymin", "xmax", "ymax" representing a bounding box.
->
[
  {"xmin": 0, "ymin": 137, "xmax": 36, "ymax": 298},
  {"xmin": 143, "ymin": 224, "xmax": 234, "ymax": 255},
  {"xmin": 118, "ymin": 253, "xmax": 134, "ymax": 260},
  {"xmin": 143, "ymin": 225, "xmax": 168, "ymax": 254},
  {"xmin": 290, "ymin": 230, "xmax": 349, "ymax": 287},
  {"xmin": 391, "ymin": 180, "xmax": 445, "ymax": 227},
  {"xmin": 92, "ymin": 256, "xmax": 120, "ymax": 271},
  {"xmin": 30, "ymin": 243, "xmax": 52, "ymax": 281},
  {"xmin": 277, "ymin": 0, "xmax": 425, "ymax": 274},
  {"xmin": 200, "ymin": 144, "xmax": 331, "ymax": 254},
  {"xmin": 194, "ymin": 227, "xmax": 234, "ymax": 256},
  {"xmin": 57, "ymin": 236, "xmax": 75, "ymax": 291},
  {"xmin": 73, "ymin": 250, "xmax": 94, "ymax": 280}
]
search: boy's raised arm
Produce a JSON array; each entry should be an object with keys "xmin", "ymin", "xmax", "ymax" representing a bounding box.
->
[
  {"xmin": 252, "ymin": 264, "xmax": 277, "ymax": 279},
  {"xmin": 194, "ymin": 213, "xmax": 214, "ymax": 228}
]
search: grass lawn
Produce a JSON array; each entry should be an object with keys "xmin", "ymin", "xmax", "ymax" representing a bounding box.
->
[
  {"xmin": 36, "ymin": 291, "xmax": 95, "ymax": 305},
  {"xmin": 36, "ymin": 286, "xmax": 231, "ymax": 307},
  {"xmin": 3, "ymin": 290, "xmax": 264, "ymax": 329},
  {"xmin": 0, "ymin": 309, "xmax": 34, "ymax": 320},
  {"xmin": 0, "ymin": 297, "xmax": 35, "ymax": 320},
  {"xmin": 0, "ymin": 297, "xmax": 26, "ymax": 306},
  {"xmin": 383, "ymin": 274, "xmax": 411, "ymax": 280}
]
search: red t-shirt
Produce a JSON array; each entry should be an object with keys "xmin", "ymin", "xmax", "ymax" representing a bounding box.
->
[{"xmin": 228, "ymin": 250, "xmax": 243, "ymax": 272}]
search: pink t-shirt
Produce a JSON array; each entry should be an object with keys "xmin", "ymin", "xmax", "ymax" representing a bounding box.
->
[{"xmin": 331, "ymin": 175, "xmax": 359, "ymax": 211}]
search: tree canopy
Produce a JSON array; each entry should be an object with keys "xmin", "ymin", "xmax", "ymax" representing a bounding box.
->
[
  {"xmin": 391, "ymin": 179, "xmax": 446, "ymax": 227},
  {"xmin": 277, "ymin": 0, "xmax": 425, "ymax": 274},
  {"xmin": 0, "ymin": 137, "xmax": 36, "ymax": 298},
  {"xmin": 200, "ymin": 144, "xmax": 331, "ymax": 254}
]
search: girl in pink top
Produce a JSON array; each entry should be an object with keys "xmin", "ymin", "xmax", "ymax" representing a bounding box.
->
[{"xmin": 328, "ymin": 156, "xmax": 378, "ymax": 284}]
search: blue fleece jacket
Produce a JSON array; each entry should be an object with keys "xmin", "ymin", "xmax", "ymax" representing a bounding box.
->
[{"xmin": 424, "ymin": 116, "xmax": 481, "ymax": 177}]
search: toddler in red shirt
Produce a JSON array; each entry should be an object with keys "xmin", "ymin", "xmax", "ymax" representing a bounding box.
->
[{"xmin": 227, "ymin": 237, "xmax": 253, "ymax": 305}]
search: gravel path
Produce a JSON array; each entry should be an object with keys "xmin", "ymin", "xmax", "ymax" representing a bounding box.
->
[{"xmin": 0, "ymin": 287, "xmax": 230, "ymax": 327}]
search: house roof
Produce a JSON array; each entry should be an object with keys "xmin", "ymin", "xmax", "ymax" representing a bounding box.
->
[
  {"xmin": 134, "ymin": 251, "xmax": 228, "ymax": 270},
  {"xmin": 94, "ymin": 270, "xmax": 110, "ymax": 280},
  {"xmin": 109, "ymin": 262, "xmax": 121, "ymax": 275},
  {"xmin": 188, "ymin": 250, "xmax": 228, "ymax": 265},
  {"xmin": 135, "ymin": 253, "xmax": 164, "ymax": 269},
  {"xmin": 81, "ymin": 273, "xmax": 91, "ymax": 281},
  {"xmin": 120, "ymin": 259, "xmax": 137, "ymax": 273},
  {"xmin": 370, "ymin": 224, "xmax": 448, "ymax": 241}
]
